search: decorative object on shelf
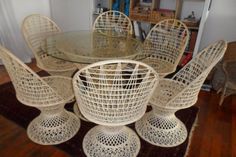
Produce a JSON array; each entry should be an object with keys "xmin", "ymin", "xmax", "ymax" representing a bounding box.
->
[
  {"xmin": 96, "ymin": 2, "xmax": 102, "ymax": 13},
  {"xmin": 182, "ymin": 11, "xmax": 200, "ymax": 27},
  {"xmin": 138, "ymin": 19, "xmax": 190, "ymax": 78},
  {"xmin": 135, "ymin": 40, "xmax": 227, "ymax": 147},
  {"xmin": 0, "ymin": 45, "xmax": 80, "ymax": 145},
  {"xmin": 22, "ymin": 14, "xmax": 77, "ymax": 77},
  {"xmin": 73, "ymin": 60, "xmax": 159, "ymax": 157},
  {"xmin": 93, "ymin": 10, "xmax": 133, "ymax": 37}
]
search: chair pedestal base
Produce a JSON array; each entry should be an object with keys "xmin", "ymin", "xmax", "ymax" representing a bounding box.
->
[
  {"xmin": 27, "ymin": 105, "xmax": 80, "ymax": 145},
  {"xmin": 73, "ymin": 102, "xmax": 89, "ymax": 122},
  {"xmin": 135, "ymin": 110, "xmax": 187, "ymax": 147},
  {"xmin": 83, "ymin": 125, "xmax": 140, "ymax": 157}
]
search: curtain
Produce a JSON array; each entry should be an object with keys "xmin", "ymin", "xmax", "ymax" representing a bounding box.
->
[{"xmin": 0, "ymin": 0, "xmax": 32, "ymax": 64}]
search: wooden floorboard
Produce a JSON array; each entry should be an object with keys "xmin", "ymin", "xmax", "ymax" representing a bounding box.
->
[{"xmin": 186, "ymin": 92, "xmax": 235, "ymax": 157}]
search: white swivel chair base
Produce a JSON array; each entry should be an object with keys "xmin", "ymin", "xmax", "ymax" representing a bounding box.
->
[
  {"xmin": 27, "ymin": 109, "xmax": 80, "ymax": 145},
  {"xmin": 135, "ymin": 110, "xmax": 187, "ymax": 147},
  {"xmin": 83, "ymin": 125, "xmax": 140, "ymax": 157}
]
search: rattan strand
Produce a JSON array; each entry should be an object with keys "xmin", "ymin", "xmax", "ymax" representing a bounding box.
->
[
  {"xmin": 138, "ymin": 19, "xmax": 189, "ymax": 78},
  {"xmin": 0, "ymin": 45, "xmax": 80, "ymax": 145},
  {"xmin": 93, "ymin": 10, "xmax": 133, "ymax": 37},
  {"xmin": 73, "ymin": 60, "xmax": 159, "ymax": 157},
  {"xmin": 22, "ymin": 14, "xmax": 77, "ymax": 77},
  {"xmin": 135, "ymin": 40, "xmax": 227, "ymax": 147}
]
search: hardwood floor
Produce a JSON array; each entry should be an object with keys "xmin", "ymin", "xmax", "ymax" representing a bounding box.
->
[
  {"xmin": 0, "ymin": 60, "xmax": 235, "ymax": 157},
  {"xmin": 186, "ymin": 92, "xmax": 236, "ymax": 157}
]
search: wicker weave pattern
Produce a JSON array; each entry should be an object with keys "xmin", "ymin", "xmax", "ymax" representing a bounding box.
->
[
  {"xmin": 136, "ymin": 40, "xmax": 227, "ymax": 147},
  {"xmin": 73, "ymin": 60, "xmax": 159, "ymax": 126},
  {"xmin": 73, "ymin": 60, "xmax": 159, "ymax": 156},
  {"xmin": 0, "ymin": 46, "xmax": 80, "ymax": 145},
  {"xmin": 22, "ymin": 14, "xmax": 76, "ymax": 76},
  {"xmin": 83, "ymin": 125, "xmax": 140, "ymax": 157},
  {"xmin": 93, "ymin": 11, "xmax": 133, "ymax": 37},
  {"xmin": 163, "ymin": 40, "xmax": 227, "ymax": 108},
  {"xmin": 140, "ymin": 19, "xmax": 189, "ymax": 77}
]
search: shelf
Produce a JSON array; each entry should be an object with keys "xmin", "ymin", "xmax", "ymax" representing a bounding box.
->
[{"xmin": 129, "ymin": 0, "xmax": 181, "ymax": 23}]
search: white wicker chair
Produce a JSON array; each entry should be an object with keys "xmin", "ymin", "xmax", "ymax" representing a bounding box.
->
[
  {"xmin": 93, "ymin": 10, "xmax": 133, "ymax": 37},
  {"xmin": 0, "ymin": 45, "xmax": 80, "ymax": 145},
  {"xmin": 22, "ymin": 14, "xmax": 77, "ymax": 77},
  {"xmin": 135, "ymin": 40, "xmax": 227, "ymax": 147},
  {"xmin": 73, "ymin": 60, "xmax": 159, "ymax": 156},
  {"xmin": 139, "ymin": 19, "xmax": 189, "ymax": 78}
]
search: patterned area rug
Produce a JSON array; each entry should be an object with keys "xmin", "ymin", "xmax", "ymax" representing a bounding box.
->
[{"xmin": 0, "ymin": 72, "xmax": 198, "ymax": 157}]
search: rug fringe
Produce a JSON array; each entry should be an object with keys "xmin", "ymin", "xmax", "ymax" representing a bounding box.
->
[{"xmin": 184, "ymin": 114, "xmax": 199, "ymax": 157}]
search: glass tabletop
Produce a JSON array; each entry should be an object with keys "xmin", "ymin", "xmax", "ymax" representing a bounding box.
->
[{"xmin": 45, "ymin": 31, "xmax": 144, "ymax": 64}]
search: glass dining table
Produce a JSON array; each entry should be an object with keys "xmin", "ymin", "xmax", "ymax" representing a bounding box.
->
[
  {"xmin": 44, "ymin": 30, "xmax": 144, "ymax": 64},
  {"xmin": 43, "ymin": 30, "xmax": 145, "ymax": 121}
]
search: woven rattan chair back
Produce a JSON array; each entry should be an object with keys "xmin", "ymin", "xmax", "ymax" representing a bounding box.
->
[
  {"xmin": 73, "ymin": 60, "xmax": 158, "ymax": 156},
  {"xmin": 0, "ymin": 45, "xmax": 64, "ymax": 106},
  {"xmin": 151, "ymin": 40, "xmax": 227, "ymax": 109},
  {"xmin": 22, "ymin": 14, "xmax": 61, "ymax": 68},
  {"xmin": 135, "ymin": 40, "xmax": 227, "ymax": 147},
  {"xmin": 22, "ymin": 14, "xmax": 76, "ymax": 77},
  {"xmin": 93, "ymin": 10, "xmax": 133, "ymax": 37},
  {"xmin": 142, "ymin": 19, "xmax": 189, "ymax": 77},
  {"xmin": 73, "ymin": 60, "xmax": 159, "ymax": 126},
  {"xmin": 0, "ymin": 45, "xmax": 80, "ymax": 145}
]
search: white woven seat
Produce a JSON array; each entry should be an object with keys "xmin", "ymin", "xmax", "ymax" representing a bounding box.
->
[
  {"xmin": 0, "ymin": 46, "xmax": 80, "ymax": 145},
  {"xmin": 140, "ymin": 19, "xmax": 189, "ymax": 78},
  {"xmin": 93, "ymin": 10, "xmax": 133, "ymax": 37},
  {"xmin": 135, "ymin": 40, "xmax": 227, "ymax": 147},
  {"xmin": 73, "ymin": 60, "xmax": 159, "ymax": 156},
  {"xmin": 22, "ymin": 14, "xmax": 77, "ymax": 77}
]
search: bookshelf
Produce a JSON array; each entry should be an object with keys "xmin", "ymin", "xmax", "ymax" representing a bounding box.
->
[{"xmin": 129, "ymin": 0, "xmax": 180, "ymax": 24}]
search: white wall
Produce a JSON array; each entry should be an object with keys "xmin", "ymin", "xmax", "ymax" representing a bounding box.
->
[
  {"xmin": 199, "ymin": 0, "xmax": 236, "ymax": 50},
  {"xmin": 11, "ymin": 0, "xmax": 51, "ymax": 26},
  {"xmin": 50, "ymin": 0, "xmax": 93, "ymax": 31},
  {"xmin": 180, "ymin": 0, "xmax": 204, "ymax": 20},
  {"xmin": 10, "ymin": 0, "xmax": 51, "ymax": 58}
]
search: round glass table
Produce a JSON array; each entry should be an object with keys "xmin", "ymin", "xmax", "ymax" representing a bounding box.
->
[{"xmin": 45, "ymin": 31, "xmax": 144, "ymax": 64}]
